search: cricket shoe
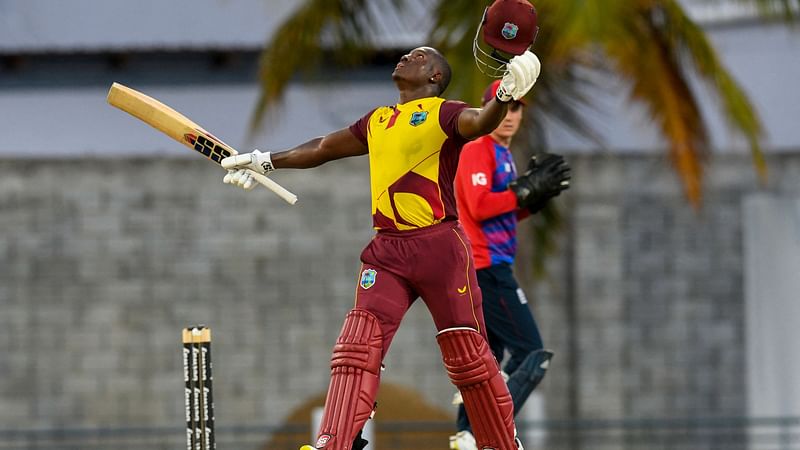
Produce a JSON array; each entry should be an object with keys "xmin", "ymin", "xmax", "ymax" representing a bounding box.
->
[{"xmin": 449, "ymin": 430, "xmax": 477, "ymax": 450}]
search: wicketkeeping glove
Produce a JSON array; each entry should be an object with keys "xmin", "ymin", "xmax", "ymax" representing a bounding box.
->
[
  {"xmin": 508, "ymin": 153, "xmax": 571, "ymax": 209},
  {"xmin": 495, "ymin": 51, "xmax": 541, "ymax": 103},
  {"xmin": 524, "ymin": 154, "xmax": 561, "ymax": 213}
]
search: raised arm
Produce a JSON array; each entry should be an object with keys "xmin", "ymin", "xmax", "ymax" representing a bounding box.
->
[
  {"xmin": 220, "ymin": 128, "xmax": 368, "ymax": 190},
  {"xmin": 459, "ymin": 51, "xmax": 541, "ymax": 140},
  {"xmin": 457, "ymin": 99, "xmax": 509, "ymax": 140}
]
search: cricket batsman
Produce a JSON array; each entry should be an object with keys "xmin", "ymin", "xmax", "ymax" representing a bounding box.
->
[{"xmin": 222, "ymin": 2, "xmax": 550, "ymax": 449}]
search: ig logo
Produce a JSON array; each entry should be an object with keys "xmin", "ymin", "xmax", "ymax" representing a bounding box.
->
[{"xmin": 471, "ymin": 172, "xmax": 487, "ymax": 186}]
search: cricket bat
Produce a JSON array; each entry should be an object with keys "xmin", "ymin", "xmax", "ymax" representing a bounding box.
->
[{"xmin": 106, "ymin": 82, "xmax": 297, "ymax": 205}]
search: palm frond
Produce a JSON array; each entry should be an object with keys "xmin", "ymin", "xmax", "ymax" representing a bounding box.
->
[
  {"xmin": 428, "ymin": 0, "xmax": 491, "ymax": 104},
  {"xmin": 540, "ymin": 0, "xmax": 628, "ymax": 59},
  {"xmin": 252, "ymin": 0, "xmax": 796, "ymax": 278},
  {"xmin": 660, "ymin": 0, "xmax": 768, "ymax": 181},
  {"xmin": 604, "ymin": 5, "xmax": 710, "ymax": 205},
  {"xmin": 250, "ymin": 0, "xmax": 406, "ymax": 135}
]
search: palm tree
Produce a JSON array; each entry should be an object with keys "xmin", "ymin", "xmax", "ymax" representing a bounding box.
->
[
  {"xmin": 251, "ymin": 0, "xmax": 796, "ymax": 275},
  {"xmin": 252, "ymin": 0, "xmax": 795, "ymax": 203}
]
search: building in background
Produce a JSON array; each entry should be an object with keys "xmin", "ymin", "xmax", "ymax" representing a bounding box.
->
[{"xmin": 1, "ymin": 1, "xmax": 799, "ymax": 449}]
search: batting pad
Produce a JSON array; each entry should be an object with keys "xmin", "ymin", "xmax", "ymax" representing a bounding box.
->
[
  {"xmin": 437, "ymin": 327, "xmax": 518, "ymax": 450},
  {"xmin": 315, "ymin": 309, "xmax": 383, "ymax": 450}
]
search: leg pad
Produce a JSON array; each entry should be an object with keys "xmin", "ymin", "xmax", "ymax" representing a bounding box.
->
[
  {"xmin": 437, "ymin": 328, "xmax": 518, "ymax": 450},
  {"xmin": 507, "ymin": 350, "xmax": 553, "ymax": 414},
  {"xmin": 315, "ymin": 309, "xmax": 383, "ymax": 450}
]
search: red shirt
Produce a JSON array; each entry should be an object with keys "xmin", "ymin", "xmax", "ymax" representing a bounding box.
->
[{"xmin": 455, "ymin": 135, "xmax": 528, "ymax": 269}]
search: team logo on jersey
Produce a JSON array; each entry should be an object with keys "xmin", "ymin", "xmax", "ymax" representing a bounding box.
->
[
  {"xmin": 502, "ymin": 22, "xmax": 519, "ymax": 40},
  {"xmin": 360, "ymin": 269, "xmax": 377, "ymax": 289},
  {"xmin": 409, "ymin": 111, "xmax": 428, "ymax": 126}
]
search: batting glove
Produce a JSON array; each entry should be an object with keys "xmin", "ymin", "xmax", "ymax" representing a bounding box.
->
[
  {"xmin": 496, "ymin": 51, "xmax": 541, "ymax": 103},
  {"xmin": 221, "ymin": 149, "xmax": 274, "ymax": 175},
  {"xmin": 223, "ymin": 169, "xmax": 259, "ymax": 191}
]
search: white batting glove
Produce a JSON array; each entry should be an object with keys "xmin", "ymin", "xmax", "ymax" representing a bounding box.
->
[
  {"xmin": 222, "ymin": 169, "xmax": 259, "ymax": 190},
  {"xmin": 496, "ymin": 51, "xmax": 541, "ymax": 102},
  {"xmin": 220, "ymin": 149, "xmax": 274, "ymax": 175}
]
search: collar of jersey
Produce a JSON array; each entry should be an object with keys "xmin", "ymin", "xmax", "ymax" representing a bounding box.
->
[{"xmin": 394, "ymin": 96, "xmax": 442, "ymax": 108}]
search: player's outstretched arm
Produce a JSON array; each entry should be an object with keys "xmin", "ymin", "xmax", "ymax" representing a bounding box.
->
[
  {"xmin": 271, "ymin": 128, "xmax": 368, "ymax": 169},
  {"xmin": 221, "ymin": 128, "xmax": 367, "ymax": 190}
]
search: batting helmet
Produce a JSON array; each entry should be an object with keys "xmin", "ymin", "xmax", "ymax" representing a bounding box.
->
[{"xmin": 473, "ymin": 0, "xmax": 539, "ymax": 77}]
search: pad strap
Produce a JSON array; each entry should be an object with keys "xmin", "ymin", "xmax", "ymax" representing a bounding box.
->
[
  {"xmin": 315, "ymin": 309, "xmax": 383, "ymax": 450},
  {"xmin": 437, "ymin": 328, "xmax": 518, "ymax": 450}
]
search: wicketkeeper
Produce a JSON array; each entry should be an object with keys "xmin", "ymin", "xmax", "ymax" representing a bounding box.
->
[{"xmin": 450, "ymin": 74, "xmax": 570, "ymax": 450}]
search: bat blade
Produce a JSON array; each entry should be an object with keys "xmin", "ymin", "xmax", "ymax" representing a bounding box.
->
[{"xmin": 106, "ymin": 82, "xmax": 297, "ymax": 204}]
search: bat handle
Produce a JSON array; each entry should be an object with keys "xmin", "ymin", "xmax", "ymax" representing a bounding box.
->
[{"xmin": 246, "ymin": 170, "xmax": 298, "ymax": 205}]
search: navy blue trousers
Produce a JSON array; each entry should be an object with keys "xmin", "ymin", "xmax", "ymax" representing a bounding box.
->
[{"xmin": 456, "ymin": 263, "xmax": 544, "ymax": 432}]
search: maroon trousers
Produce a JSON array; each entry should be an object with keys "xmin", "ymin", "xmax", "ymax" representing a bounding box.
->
[
  {"xmin": 354, "ymin": 220, "xmax": 487, "ymax": 357},
  {"xmin": 314, "ymin": 221, "xmax": 519, "ymax": 450}
]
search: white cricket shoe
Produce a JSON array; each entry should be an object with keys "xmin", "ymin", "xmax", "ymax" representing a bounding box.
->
[{"xmin": 449, "ymin": 430, "xmax": 477, "ymax": 450}]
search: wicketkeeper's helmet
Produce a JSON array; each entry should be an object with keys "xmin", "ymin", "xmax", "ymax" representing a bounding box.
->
[{"xmin": 473, "ymin": 0, "xmax": 539, "ymax": 77}]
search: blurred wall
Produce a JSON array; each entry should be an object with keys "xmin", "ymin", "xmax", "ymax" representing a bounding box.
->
[
  {"xmin": 2, "ymin": 153, "xmax": 799, "ymax": 429},
  {"xmin": 2, "ymin": 0, "xmax": 800, "ymax": 438}
]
